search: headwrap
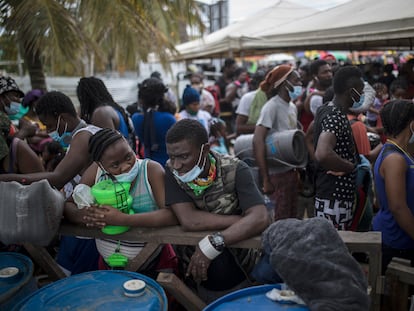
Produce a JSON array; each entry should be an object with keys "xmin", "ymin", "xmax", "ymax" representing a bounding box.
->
[
  {"xmin": 22, "ymin": 89, "xmax": 45, "ymax": 108},
  {"xmin": 260, "ymin": 64, "xmax": 293, "ymax": 93},
  {"xmin": 0, "ymin": 76, "xmax": 24, "ymax": 97},
  {"xmin": 0, "ymin": 112, "xmax": 11, "ymax": 160}
]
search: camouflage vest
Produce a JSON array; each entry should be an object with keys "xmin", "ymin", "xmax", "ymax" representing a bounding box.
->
[
  {"xmin": 169, "ymin": 152, "xmax": 241, "ymax": 215},
  {"xmin": 168, "ymin": 152, "xmax": 259, "ymax": 280}
]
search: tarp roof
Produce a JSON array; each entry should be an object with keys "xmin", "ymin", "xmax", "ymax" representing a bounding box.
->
[
  {"xmin": 173, "ymin": 0, "xmax": 317, "ymax": 60},
  {"xmin": 174, "ymin": 0, "xmax": 414, "ymax": 60}
]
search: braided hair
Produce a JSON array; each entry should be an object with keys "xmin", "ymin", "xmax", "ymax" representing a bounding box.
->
[
  {"xmin": 138, "ymin": 78, "xmax": 169, "ymax": 155},
  {"xmin": 380, "ymin": 100, "xmax": 414, "ymax": 138},
  {"xmin": 138, "ymin": 78, "xmax": 168, "ymax": 110},
  {"xmin": 77, "ymin": 77, "xmax": 131, "ymax": 132},
  {"xmin": 88, "ymin": 128, "xmax": 125, "ymax": 162}
]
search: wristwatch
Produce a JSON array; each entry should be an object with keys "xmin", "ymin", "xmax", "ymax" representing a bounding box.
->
[{"xmin": 209, "ymin": 232, "xmax": 225, "ymax": 252}]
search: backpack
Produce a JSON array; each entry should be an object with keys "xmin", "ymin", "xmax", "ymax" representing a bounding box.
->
[
  {"xmin": 349, "ymin": 154, "xmax": 373, "ymax": 231},
  {"xmin": 348, "ymin": 117, "xmax": 374, "ymax": 231},
  {"xmin": 204, "ymin": 85, "xmax": 220, "ymax": 117}
]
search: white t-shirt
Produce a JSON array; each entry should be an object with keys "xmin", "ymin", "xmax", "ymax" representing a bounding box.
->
[
  {"xmin": 256, "ymin": 95, "xmax": 298, "ymax": 174},
  {"xmin": 310, "ymin": 89, "xmax": 323, "ymax": 116},
  {"xmin": 256, "ymin": 95, "xmax": 297, "ymax": 132},
  {"xmin": 236, "ymin": 90, "xmax": 257, "ymax": 117},
  {"xmin": 179, "ymin": 109, "xmax": 212, "ymax": 134}
]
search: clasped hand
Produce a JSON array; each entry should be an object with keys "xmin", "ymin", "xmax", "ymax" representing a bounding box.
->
[{"xmin": 82, "ymin": 204, "xmax": 122, "ymax": 228}]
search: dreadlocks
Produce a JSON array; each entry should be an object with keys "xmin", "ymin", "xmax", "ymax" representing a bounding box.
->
[
  {"xmin": 89, "ymin": 128, "xmax": 124, "ymax": 162},
  {"xmin": 138, "ymin": 78, "xmax": 168, "ymax": 110},
  {"xmin": 77, "ymin": 77, "xmax": 131, "ymax": 132}
]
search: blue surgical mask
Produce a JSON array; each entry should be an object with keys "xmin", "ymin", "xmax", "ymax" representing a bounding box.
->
[
  {"xmin": 351, "ymin": 88, "xmax": 365, "ymax": 109},
  {"xmin": 113, "ymin": 159, "xmax": 139, "ymax": 183},
  {"xmin": 173, "ymin": 144, "xmax": 206, "ymax": 183},
  {"xmin": 286, "ymin": 81, "xmax": 302, "ymax": 101},
  {"xmin": 5, "ymin": 102, "xmax": 21, "ymax": 116},
  {"xmin": 48, "ymin": 116, "xmax": 72, "ymax": 149}
]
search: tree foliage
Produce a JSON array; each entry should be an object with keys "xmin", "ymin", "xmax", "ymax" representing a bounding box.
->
[{"xmin": 0, "ymin": 0, "xmax": 204, "ymax": 82}]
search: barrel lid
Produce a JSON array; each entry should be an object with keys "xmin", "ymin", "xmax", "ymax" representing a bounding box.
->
[
  {"xmin": 203, "ymin": 284, "xmax": 310, "ymax": 311},
  {"xmin": 15, "ymin": 270, "xmax": 167, "ymax": 311},
  {"xmin": 0, "ymin": 253, "xmax": 33, "ymax": 302}
]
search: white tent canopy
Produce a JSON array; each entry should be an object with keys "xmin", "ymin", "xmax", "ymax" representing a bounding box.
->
[
  {"xmin": 173, "ymin": 0, "xmax": 317, "ymax": 60},
  {"xmin": 248, "ymin": 0, "xmax": 414, "ymax": 51},
  {"xmin": 174, "ymin": 0, "xmax": 414, "ymax": 60}
]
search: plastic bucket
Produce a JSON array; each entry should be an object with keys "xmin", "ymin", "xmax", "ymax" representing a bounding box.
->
[
  {"xmin": 13, "ymin": 270, "xmax": 168, "ymax": 311},
  {"xmin": 234, "ymin": 130, "xmax": 308, "ymax": 172},
  {"xmin": 0, "ymin": 252, "xmax": 37, "ymax": 310},
  {"xmin": 92, "ymin": 179, "xmax": 133, "ymax": 235},
  {"xmin": 204, "ymin": 284, "xmax": 309, "ymax": 311}
]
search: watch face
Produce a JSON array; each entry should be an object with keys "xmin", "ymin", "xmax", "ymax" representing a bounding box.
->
[{"xmin": 210, "ymin": 233, "xmax": 225, "ymax": 251}]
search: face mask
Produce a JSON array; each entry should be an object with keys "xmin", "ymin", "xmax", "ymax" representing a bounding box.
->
[
  {"xmin": 48, "ymin": 116, "xmax": 72, "ymax": 148},
  {"xmin": 409, "ymin": 123, "xmax": 414, "ymax": 145},
  {"xmin": 173, "ymin": 144, "xmax": 206, "ymax": 183},
  {"xmin": 286, "ymin": 81, "xmax": 302, "ymax": 101},
  {"xmin": 382, "ymin": 94, "xmax": 389, "ymax": 101},
  {"xmin": 5, "ymin": 102, "xmax": 21, "ymax": 116},
  {"xmin": 113, "ymin": 159, "xmax": 139, "ymax": 183},
  {"xmin": 351, "ymin": 88, "xmax": 365, "ymax": 109}
]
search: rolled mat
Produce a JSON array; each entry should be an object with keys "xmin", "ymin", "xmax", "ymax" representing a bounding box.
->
[{"xmin": 234, "ymin": 129, "xmax": 308, "ymax": 170}]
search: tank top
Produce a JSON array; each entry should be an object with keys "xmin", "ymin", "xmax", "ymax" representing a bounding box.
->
[
  {"xmin": 373, "ymin": 143, "xmax": 414, "ymax": 249},
  {"xmin": 115, "ymin": 110, "xmax": 129, "ymax": 139},
  {"xmin": 94, "ymin": 159, "xmax": 158, "ymax": 259}
]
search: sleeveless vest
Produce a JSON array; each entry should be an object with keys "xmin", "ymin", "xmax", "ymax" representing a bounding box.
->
[
  {"xmin": 169, "ymin": 152, "xmax": 240, "ymax": 215},
  {"xmin": 168, "ymin": 152, "xmax": 259, "ymax": 278}
]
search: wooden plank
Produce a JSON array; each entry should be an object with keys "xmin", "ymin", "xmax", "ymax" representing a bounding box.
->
[
  {"xmin": 23, "ymin": 243, "xmax": 66, "ymax": 281},
  {"xmin": 157, "ymin": 272, "xmax": 206, "ymax": 311},
  {"xmin": 59, "ymin": 223, "xmax": 382, "ymax": 311},
  {"xmin": 126, "ymin": 242, "xmax": 160, "ymax": 271},
  {"xmin": 387, "ymin": 260, "xmax": 414, "ymax": 286},
  {"xmin": 59, "ymin": 223, "xmax": 381, "ymax": 250}
]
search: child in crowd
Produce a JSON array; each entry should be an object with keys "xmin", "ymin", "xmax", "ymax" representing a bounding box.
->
[
  {"xmin": 42, "ymin": 141, "xmax": 65, "ymax": 172},
  {"xmin": 179, "ymin": 85, "xmax": 212, "ymax": 134},
  {"xmin": 366, "ymin": 83, "xmax": 388, "ymax": 127},
  {"xmin": 208, "ymin": 118, "xmax": 230, "ymax": 155}
]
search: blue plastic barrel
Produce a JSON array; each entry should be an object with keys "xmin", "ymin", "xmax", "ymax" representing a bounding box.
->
[
  {"xmin": 0, "ymin": 252, "xmax": 37, "ymax": 310},
  {"xmin": 204, "ymin": 284, "xmax": 310, "ymax": 311},
  {"xmin": 14, "ymin": 270, "xmax": 167, "ymax": 311}
]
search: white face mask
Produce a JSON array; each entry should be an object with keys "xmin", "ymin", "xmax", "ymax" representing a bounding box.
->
[
  {"xmin": 173, "ymin": 144, "xmax": 206, "ymax": 183},
  {"xmin": 103, "ymin": 158, "xmax": 139, "ymax": 183}
]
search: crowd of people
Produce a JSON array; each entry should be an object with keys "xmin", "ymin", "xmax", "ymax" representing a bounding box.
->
[{"xmin": 0, "ymin": 54, "xmax": 413, "ymax": 306}]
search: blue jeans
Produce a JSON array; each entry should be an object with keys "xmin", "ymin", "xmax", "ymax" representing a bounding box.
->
[{"xmin": 251, "ymin": 253, "xmax": 283, "ymax": 284}]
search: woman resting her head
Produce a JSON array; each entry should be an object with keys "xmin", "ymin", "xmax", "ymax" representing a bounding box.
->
[
  {"xmin": 372, "ymin": 99, "xmax": 414, "ymax": 273},
  {"xmin": 63, "ymin": 128, "xmax": 178, "ymax": 263}
]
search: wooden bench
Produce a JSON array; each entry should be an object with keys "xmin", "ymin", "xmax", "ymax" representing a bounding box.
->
[
  {"xmin": 25, "ymin": 223, "xmax": 382, "ymax": 311},
  {"xmin": 383, "ymin": 258, "xmax": 414, "ymax": 311}
]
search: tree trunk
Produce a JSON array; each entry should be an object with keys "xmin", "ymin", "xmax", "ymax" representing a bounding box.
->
[{"xmin": 21, "ymin": 43, "xmax": 47, "ymax": 91}]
